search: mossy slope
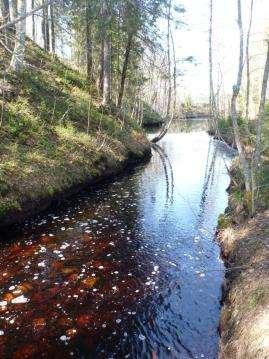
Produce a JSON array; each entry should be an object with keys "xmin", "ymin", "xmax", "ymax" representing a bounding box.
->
[{"xmin": 0, "ymin": 41, "xmax": 150, "ymax": 226}]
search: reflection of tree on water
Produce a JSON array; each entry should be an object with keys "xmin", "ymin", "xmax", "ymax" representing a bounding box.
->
[
  {"xmin": 152, "ymin": 143, "xmax": 174, "ymax": 206},
  {"xmin": 195, "ymin": 139, "xmax": 228, "ymax": 241},
  {"xmin": 200, "ymin": 138, "xmax": 217, "ymax": 204}
]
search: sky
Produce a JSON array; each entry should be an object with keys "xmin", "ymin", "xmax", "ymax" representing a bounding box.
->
[{"xmin": 170, "ymin": 0, "xmax": 269, "ymax": 102}]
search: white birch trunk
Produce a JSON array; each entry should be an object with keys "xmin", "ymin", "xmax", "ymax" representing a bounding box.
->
[{"xmin": 10, "ymin": 0, "xmax": 26, "ymax": 72}]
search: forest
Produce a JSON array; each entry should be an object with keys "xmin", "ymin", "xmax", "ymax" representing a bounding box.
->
[{"xmin": 0, "ymin": 0, "xmax": 268, "ymax": 358}]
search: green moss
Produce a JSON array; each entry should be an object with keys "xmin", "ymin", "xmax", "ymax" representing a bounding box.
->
[
  {"xmin": 218, "ymin": 213, "xmax": 232, "ymax": 230},
  {"xmin": 0, "ymin": 200, "xmax": 21, "ymax": 215},
  {"xmin": 250, "ymin": 287, "xmax": 265, "ymax": 308}
]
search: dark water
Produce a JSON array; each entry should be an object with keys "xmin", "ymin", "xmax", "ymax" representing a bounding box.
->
[{"xmin": 0, "ymin": 121, "xmax": 234, "ymax": 358}]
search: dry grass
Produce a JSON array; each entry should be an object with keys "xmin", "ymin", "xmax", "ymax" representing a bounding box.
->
[{"xmin": 218, "ymin": 210, "xmax": 269, "ymax": 359}]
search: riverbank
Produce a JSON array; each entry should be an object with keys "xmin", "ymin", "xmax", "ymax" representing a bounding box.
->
[
  {"xmin": 0, "ymin": 42, "xmax": 151, "ymax": 228},
  {"xmin": 217, "ymin": 163, "xmax": 269, "ymax": 358}
]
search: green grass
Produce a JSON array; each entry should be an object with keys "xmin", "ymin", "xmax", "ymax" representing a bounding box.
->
[
  {"xmin": 0, "ymin": 40, "xmax": 148, "ymax": 221},
  {"xmin": 218, "ymin": 213, "xmax": 232, "ymax": 230},
  {"xmin": 250, "ymin": 287, "xmax": 265, "ymax": 308}
]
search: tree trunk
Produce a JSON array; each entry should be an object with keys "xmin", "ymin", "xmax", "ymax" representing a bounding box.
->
[
  {"xmin": 253, "ymin": 40, "xmax": 269, "ymax": 166},
  {"xmin": 97, "ymin": 40, "xmax": 104, "ymax": 94},
  {"xmin": 209, "ymin": 0, "xmax": 217, "ymax": 132},
  {"xmin": 10, "ymin": 0, "xmax": 18, "ymax": 21},
  {"xmin": 117, "ymin": 32, "xmax": 133, "ymax": 108},
  {"xmin": 230, "ymin": 0, "xmax": 251, "ymax": 192},
  {"xmin": 85, "ymin": 0, "xmax": 93, "ymax": 84},
  {"xmin": 166, "ymin": 0, "xmax": 171, "ymax": 119},
  {"xmin": 31, "ymin": 0, "xmax": 36, "ymax": 42},
  {"xmin": 50, "ymin": 3, "xmax": 55, "ymax": 54},
  {"xmin": 245, "ymin": 0, "xmax": 254, "ymax": 120},
  {"xmin": 251, "ymin": 40, "xmax": 269, "ymax": 213},
  {"xmin": 0, "ymin": 0, "xmax": 11, "ymax": 46},
  {"xmin": 10, "ymin": 0, "xmax": 26, "ymax": 72},
  {"xmin": 42, "ymin": 0, "xmax": 50, "ymax": 51},
  {"xmin": 170, "ymin": 27, "xmax": 177, "ymax": 117},
  {"xmin": 102, "ymin": 0, "xmax": 111, "ymax": 106},
  {"xmin": 151, "ymin": 0, "xmax": 172, "ymax": 143}
]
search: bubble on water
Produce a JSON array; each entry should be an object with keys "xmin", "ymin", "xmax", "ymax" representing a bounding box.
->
[
  {"xmin": 11, "ymin": 295, "xmax": 29, "ymax": 304},
  {"xmin": 116, "ymin": 319, "xmax": 121, "ymax": 324},
  {"xmin": 60, "ymin": 335, "xmax": 69, "ymax": 341},
  {"xmin": 0, "ymin": 330, "xmax": 4, "ymax": 336},
  {"xmin": 138, "ymin": 334, "xmax": 145, "ymax": 341},
  {"xmin": 0, "ymin": 301, "xmax": 7, "ymax": 307},
  {"xmin": 38, "ymin": 261, "xmax": 46, "ymax": 268}
]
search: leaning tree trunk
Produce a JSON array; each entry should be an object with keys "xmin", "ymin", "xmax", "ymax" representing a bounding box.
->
[
  {"xmin": 10, "ymin": 0, "xmax": 26, "ymax": 72},
  {"xmin": 231, "ymin": 0, "xmax": 251, "ymax": 192}
]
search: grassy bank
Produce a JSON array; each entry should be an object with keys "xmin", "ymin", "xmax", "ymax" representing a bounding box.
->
[
  {"xmin": 217, "ymin": 159, "xmax": 269, "ymax": 358},
  {"xmin": 0, "ymin": 42, "xmax": 151, "ymax": 227},
  {"xmin": 218, "ymin": 208, "xmax": 269, "ymax": 358}
]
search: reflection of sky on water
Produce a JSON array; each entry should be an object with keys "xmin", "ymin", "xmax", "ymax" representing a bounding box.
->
[
  {"xmin": 0, "ymin": 125, "xmax": 234, "ymax": 358},
  {"xmin": 135, "ymin": 130, "xmax": 234, "ymax": 357}
]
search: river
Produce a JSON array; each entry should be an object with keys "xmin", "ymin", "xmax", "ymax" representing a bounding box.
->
[{"xmin": 0, "ymin": 120, "xmax": 234, "ymax": 358}]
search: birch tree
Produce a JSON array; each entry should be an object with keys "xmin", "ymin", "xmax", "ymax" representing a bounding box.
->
[
  {"xmin": 10, "ymin": 0, "xmax": 27, "ymax": 72},
  {"xmin": 0, "ymin": 0, "xmax": 11, "ymax": 46}
]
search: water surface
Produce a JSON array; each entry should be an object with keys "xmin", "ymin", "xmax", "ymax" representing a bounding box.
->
[{"xmin": 0, "ymin": 121, "xmax": 233, "ymax": 358}]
